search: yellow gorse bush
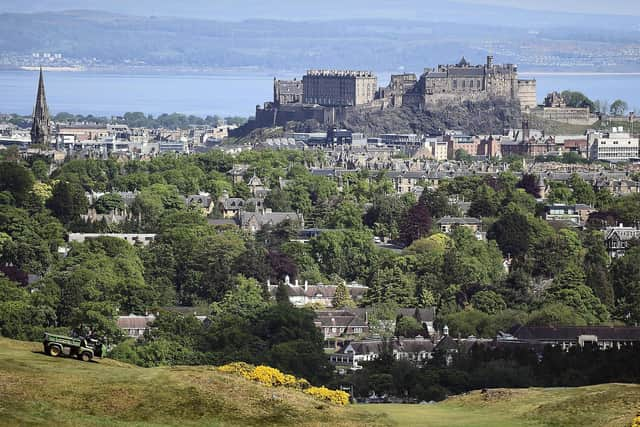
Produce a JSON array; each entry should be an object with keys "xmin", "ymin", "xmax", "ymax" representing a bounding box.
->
[
  {"xmin": 216, "ymin": 361, "xmax": 255, "ymax": 376},
  {"xmin": 631, "ymin": 413, "xmax": 640, "ymax": 427},
  {"xmin": 216, "ymin": 363, "xmax": 347, "ymax": 404},
  {"xmin": 243, "ymin": 365, "xmax": 287, "ymax": 386},
  {"xmin": 304, "ymin": 386, "xmax": 350, "ymax": 405}
]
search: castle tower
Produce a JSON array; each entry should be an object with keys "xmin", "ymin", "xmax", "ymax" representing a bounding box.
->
[
  {"xmin": 30, "ymin": 67, "xmax": 51, "ymax": 145},
  {"xmin": 486, "ymin": 55, "xmax": 494, "ymax": 69}
]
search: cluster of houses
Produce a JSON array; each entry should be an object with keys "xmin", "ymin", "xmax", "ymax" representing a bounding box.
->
[{"xmin": 115, "ymin": 306, "xmax": 640, "ymax": 375}]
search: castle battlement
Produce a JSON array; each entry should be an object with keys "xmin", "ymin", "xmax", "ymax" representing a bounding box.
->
[{"xmin": 305, "ymin": 70, "xmax": 375, "ymax": 78}]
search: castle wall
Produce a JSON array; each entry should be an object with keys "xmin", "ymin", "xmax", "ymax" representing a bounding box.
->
[
  {"xmin": 274, "ymin": 79, "xmax": 303, "ymax": 105},
  {"xmin": 517, "ymin": 80, "xmax": 538, "ymax": 111}
]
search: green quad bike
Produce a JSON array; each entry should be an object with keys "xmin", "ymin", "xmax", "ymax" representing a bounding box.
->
[{"xmin": 43, "ymin": 332, "xmax": 107, "ymax": 362}]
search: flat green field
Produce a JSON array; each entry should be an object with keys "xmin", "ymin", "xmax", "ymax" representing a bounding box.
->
[
  {"xmin": 357, "ymin": 384, "xmax": 640, "ymax": 426},
  {"xmin": 1, "ymin": 337, "xmax": 638, "ymax": 426}
]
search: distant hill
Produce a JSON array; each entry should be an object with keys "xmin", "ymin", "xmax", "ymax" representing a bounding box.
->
[
  {"xmin": 1, "ymin": 336, "xmax": 638, "ymax": 426},
  {"xmin": 0, "ymin": 0, "xmax": 638, "ymax": 27},
  {"xmin": 1, "ymin": 9, "xmax": 639, "ymax": 72}
]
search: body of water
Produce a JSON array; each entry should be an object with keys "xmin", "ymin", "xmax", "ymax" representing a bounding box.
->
[
  {"xmin": 0, "ymin": 70, "xmax": 277, "ymax": 118},
  {"xmin": 2, "ymin": 69, "xmax": 640, "ymax": 118},
  {"xmin": 520, "ymin": 72, "xmax": 640, "ymax": 112}
]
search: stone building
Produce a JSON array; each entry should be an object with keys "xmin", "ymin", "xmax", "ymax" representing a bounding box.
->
[
  {"xmin": 402, "ymin": 56, "xmax": 536, "ymax": 111},
  {"xmin": 379, "ymin": 73, "xmax": 418, "ymax": 107},
  {"xmin": 537, "ymin": 91, "xmax": 593, "ymax": 124},
  {"xmin": 517, "ymin": 79, "xmax": 537, "ymax": 111},
  {"xmin": 273, "ymin": 78, "xmax": 303, "ymax": 105},
  {"xmin": 303, "ymin": 70, "xmax": 377, "ymax": 106}
]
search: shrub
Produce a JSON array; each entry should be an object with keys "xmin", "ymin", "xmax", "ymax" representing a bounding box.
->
[
  {"xmin": 216, "ymin": 362, "xmax": 346, "ymax": 404},
  {"xmin": 303, "ymin": 386, "xmax": 350, "ymax": 405},
  {"xmin": 216, "ymin": 361, "xmax": 255, "ymax": 377},
  {"xmin": 245, "ymin": 365, "xmax": 287, "ymax": 386}
]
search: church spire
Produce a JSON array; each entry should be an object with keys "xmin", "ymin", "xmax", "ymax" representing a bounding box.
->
[{"xmin": 31, "ymin": 67, "xmax": 51, "ymax": 145}]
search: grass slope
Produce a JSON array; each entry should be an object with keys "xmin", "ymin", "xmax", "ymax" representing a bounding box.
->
[
  {"xmin": 0, "ymin": 338, "xmax": 378, "ymax": 427},
  {"xmin": 361, "ymin": 385, "xmax": 640, "ymax": 426},
  {"xmin": 1, "ymin": 337, "xmax": 638, "ymax": 426}
]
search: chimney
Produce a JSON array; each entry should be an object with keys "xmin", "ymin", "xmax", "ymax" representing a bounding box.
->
[
  {"xmin": 304, "ymin": 280, "xmax": 308, "ymax": 291},
  {"xmin": 294, "ymin": 279, "xmax": 299, "ymax": 287}
]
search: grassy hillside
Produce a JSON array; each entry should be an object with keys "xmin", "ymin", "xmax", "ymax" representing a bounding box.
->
[
  {"xmin": 1, "ymin": 337, "xmax": 638, "ymax": 426},
  {"xmin": 362, "ymin": 385, "xmax": 640, "ymax": 426},
  {"xmin": 0, "ymin": 337, "xmax": 378, "ymax": 427}
]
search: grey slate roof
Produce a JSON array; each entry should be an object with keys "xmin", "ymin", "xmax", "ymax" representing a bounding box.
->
[
  {"xmin": 511, "ymin": 325, "xmax": 640, "ymax": 341},
  {"xmin": 240, "ymin": 211, "xmax": 303, "ymax": 228},
  {"xmin": 436, "ymin": 216, "xmax": 482, "ymax": 225}
]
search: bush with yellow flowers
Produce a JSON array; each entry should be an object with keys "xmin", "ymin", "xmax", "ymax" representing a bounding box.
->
[
  {"xmin": 303, "ymin": 386, "xmax": 350, "ymax": 405},
  {"xmin": 631, "ymin": 413, "xmax": 640, "ymax": 427},
  {"xmin": 216, "ymin": 361, "xmax": 255, "ymax": 377},
  {"xmin": 244, "ymin": 365, "xmax": 287, "ymax": 386},
  {"xmin": 216, "ymin": 363, "xmax": 347, "ymax": 405}
]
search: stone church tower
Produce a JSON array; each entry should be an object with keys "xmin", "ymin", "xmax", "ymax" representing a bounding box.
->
[{"xmin": 30, "ymin": 67, "xmax": 51, "ymax": 145}]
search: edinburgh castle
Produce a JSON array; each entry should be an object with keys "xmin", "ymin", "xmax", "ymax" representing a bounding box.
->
[{"xmin": 255, "ymin": 56, "xmax": 536, "ymax": 129}]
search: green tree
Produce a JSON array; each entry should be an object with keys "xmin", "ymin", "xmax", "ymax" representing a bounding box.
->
[
  {"xmin": 561, "ymin": 91, "xmax": 595, "ymax": 111},
  {"xmin": 400, "ymin": 202, "xmax": 432, "ymax": 245},
  {"xmin": 332, "ymin": 280, "xmax": 356, "ymax": 308},
  {"xmin": 210, "ymin": 275, "xmax": 268, "ymax": 317},
  {"xmin": 94, "ymin": 193, "xmax": 125, "ymax": 214},
  {"xmin": 327, "ymin": 199, "xmax": 363, "ymax": 229},
  {"xmin": 367, "ymin": 302, "xmax": 399, "ymax": 337},
  {"xmin": 547, "ymin": 182, "xmax": 574, "ymax": 204},
  {"xmin": 310, "ymin": 230, "xmax": 377, "ymax": 282},
  {"xmin": 395, "ymin": 316, "xmax": 423, "ymax": 338},
  {"xmin": 264, "ymin": 187, "xmax": 292, "ymax": 212},
  {"xmin": 46, "ymin": 181, "xmax": 88, "ymax": 224},
  {"xmin": 365, "ymin": 266, "xmax": 417, "ymax": 306},
  {"xmin": 419, "ymin": 189, "xmax": 458, "ymax": 219},
  {"xmin": 0, "ymin": 163, "xmax": 35, "ymax": 207},
  {"xmin": 568, "ymin": 173, "xmax": 595, "ymax": 206},
  {"xmin": 471, "ymin": 290, "xmax": 506, "ymax": 315},
  {"xmin": 31, "ymin": 159, "xmax": 50, "ymax": 181},
  {"xmin": 468, "ymin": 184, "xmax": 499, "ymax": 218},
  {"xmin": 582, "ymin": 231, "xmax": 614, "ymax": 307},
  {"xmin": 609, "ymin": 99, "xmax": 628, "ymax": 116},
  {"xmin": 610, "ymin": 246, "xmax": 640, "ymax": 323}
]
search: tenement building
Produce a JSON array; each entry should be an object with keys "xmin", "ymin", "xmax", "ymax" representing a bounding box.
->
[{"xmin": 303, "ymin": 70, "xmax": 378, "ymax": 107}]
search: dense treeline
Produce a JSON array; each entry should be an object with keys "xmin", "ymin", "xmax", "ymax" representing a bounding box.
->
[
  {"xmin": 336, "ymin": 343, "xmax": 640, "ymax": 401},
  {"xmin": 2, "ymin": 149, "xmax": 640, "ymax": 385},
  {"xmin": 4, "ymin": 112, "xmax": 247, "ymax": 130}
]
